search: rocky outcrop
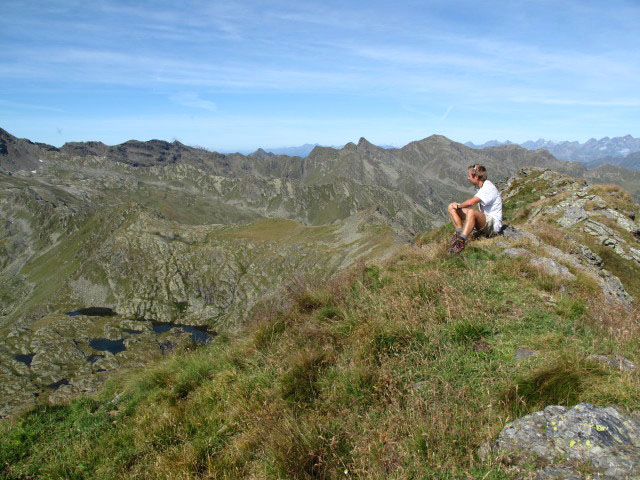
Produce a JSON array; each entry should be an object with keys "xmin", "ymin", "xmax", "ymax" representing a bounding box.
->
[
  {"xmin": 512, "ymin": 169, "xmax": 640, "ymax": 267},
  {"xmin": 501, "ymin": 168, "xmax": 640, "ymax": 304},
  {"xmin": 480, "ymin": 403, "xmax": 640, "ymax": 479},
  {"xmin": 501, "ymin": 225, "xmax": 632, "ymax": 304}
]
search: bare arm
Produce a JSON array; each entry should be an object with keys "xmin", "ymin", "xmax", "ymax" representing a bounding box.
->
[{"xmin": 455, "ymin": 196, "xmax": 481, "ymax": 209}]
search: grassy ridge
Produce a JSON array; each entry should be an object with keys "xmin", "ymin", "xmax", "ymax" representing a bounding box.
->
[{"xmin": 2, "ymin": 224, "xmax": 638, "ymax": 479}]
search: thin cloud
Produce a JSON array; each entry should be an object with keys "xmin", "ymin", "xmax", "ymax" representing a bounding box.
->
[
  {"xmin": 439, "ymin": 106, "xmax": 453, "ymax": 122},
  {"xmin": 0, "ymin": 99, "xmax": 64, "ymax": 112},
  {"xmin": 508, "ymin": 96, "xmax": 640, "ymax": 107},
  {"xmin": 170, "ymin": 92, "xmax": 217, "ymax": 111}
]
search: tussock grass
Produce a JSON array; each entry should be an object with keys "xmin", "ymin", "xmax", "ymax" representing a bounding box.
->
[
  {"xmin": 502, "ymin": 354, "xmax": 606, "ymax": 417},
  {"xmin": 2, "ymin": 238, "xmax": 639, "ymax": 479}
]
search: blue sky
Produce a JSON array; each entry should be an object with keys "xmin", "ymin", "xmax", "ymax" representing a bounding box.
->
[{"xmin": 1, "ymin": 0, "xmax": 639, "ymax": 152}]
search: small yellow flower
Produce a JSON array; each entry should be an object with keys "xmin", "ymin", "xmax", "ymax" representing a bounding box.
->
[
  {"xmin": 596, "ymin": 424, "xmax": 607, "ymax": 431},
  {"xmin": 569, "ymin": 440, "xmax": 576, "ymax": 447},
  {"xmin": 344, "ymin": 469, "xmax": 348, "ymax": 475}
]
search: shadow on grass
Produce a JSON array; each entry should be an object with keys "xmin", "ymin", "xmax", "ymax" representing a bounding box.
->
[{"xmin": 502, "ymin": 356, "xmax": 605, "ymax": 418}]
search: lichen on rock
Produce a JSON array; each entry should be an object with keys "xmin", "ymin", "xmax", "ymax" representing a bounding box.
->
[{"xmin": 481, "ymin": 403, "xmax": 640, "ymax": 479}]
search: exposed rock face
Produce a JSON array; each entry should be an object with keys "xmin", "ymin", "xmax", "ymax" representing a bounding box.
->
[
  {"xmin": 530, "ymin": 257, "xmax": 576, "ymax": 281},
  {"xmin": 500, "ymin": 225, "xmax": 632, "ymax": 304},
  {"xmin": 0, "ymin": 128, "xmax": 58, "ymax": 174},
  {"xmin": 502, "ymin": 168, "xmax": 640, "ymax": 304},
  {"xmin": 481, "ymin": 403, "xmax": 640, "ymax": 479},
  {"xmin": 515, "ymin": 169, "xmax": 640, "ymax": 267}
]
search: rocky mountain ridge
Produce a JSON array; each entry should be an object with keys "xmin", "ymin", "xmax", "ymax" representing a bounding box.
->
[{"xmin": 466, "ymin": 134, "xmax": 640, "ymax": 164}]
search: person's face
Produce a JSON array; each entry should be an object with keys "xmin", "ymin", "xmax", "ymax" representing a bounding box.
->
[{"xmin": 467, "ymin": 169, "xmax": 479, "ymax": 186}]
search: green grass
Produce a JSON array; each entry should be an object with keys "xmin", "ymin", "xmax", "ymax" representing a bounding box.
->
[{"xmin": 1, "ymin": 233, "xmax": 639, "ymax": 478}]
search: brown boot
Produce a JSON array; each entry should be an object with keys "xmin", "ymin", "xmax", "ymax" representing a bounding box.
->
[{"xmin": 448, "ymin": 234, "xmax": 466, "ymax": 254}]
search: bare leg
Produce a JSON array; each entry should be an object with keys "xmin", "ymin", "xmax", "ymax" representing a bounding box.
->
[
  {"xmin": 447, "ymin": 203, "xmax": 469, "ymax": 230},
  {"xmin": 462, "ymin": 210, "xmax": 487, "ymax": 237}
]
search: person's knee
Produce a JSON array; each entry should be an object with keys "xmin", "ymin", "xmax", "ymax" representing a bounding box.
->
[{"xmin": 448, "ymin": 202, "xmax": 457, "ymax": 211}]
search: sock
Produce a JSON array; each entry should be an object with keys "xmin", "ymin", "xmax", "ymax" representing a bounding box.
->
[
  {"xmin": 455, "ymin": 228, "xmax": 462, "ymax": 234},
  {"xmin": 459, "ymin": 234, "xmax": 467, "ymax": 241}
]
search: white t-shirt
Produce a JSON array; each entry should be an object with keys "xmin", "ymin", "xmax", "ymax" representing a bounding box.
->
[{"xmin": 475, "ymin": 180, "xmax": 502, "ymax": 232}]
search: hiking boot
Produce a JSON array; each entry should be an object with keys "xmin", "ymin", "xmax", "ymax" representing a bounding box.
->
[{"xmin": 448, "ymin": 235, "xmax": 466, "ymax": 254}]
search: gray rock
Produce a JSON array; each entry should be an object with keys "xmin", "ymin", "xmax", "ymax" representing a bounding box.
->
[
  {"xmin": 530, "ymin": 257, "xmax": 577, "ymax": 281},
  {"xmin": 578, "ymin": 245, "xmax": 603, "ymax": 268},
  {"xmin": 583, "ymin": 219, "xmax": 625, "ymax": 252},
  {"xmin": 538, "ymin": 292, "xmax": 557, "ymax": 305},
  {"xmin": 484, "ymin": 403, "xmax": 640, "ymax": 479},
  {"xmin": 557, "ymin": 205, "xmax": 589, "ymax": 228},
  {"xmin": 515, "ymin": 347, "xmax": 538, "ymax": 361},
  {"xmin": 536, "ymin": 466, "xmax": 584, "ymax": 480},
  {"xmin": 588, "ymin": 354, "xmax": 637, "ymax": 372},
  {"xmin": 502, "ymin": 225, "xmax": 542, "ymax": 245},
  {"xmin": 600, "ymin": 209, "xmax": 640, "ymax": 237},
  {"xmin": 504, "ymin": 247, "xmax": 531, "ymax": 258},
  {"xmin": 499, "ymin": 224, "xmax": 631, "ymax": 304}
]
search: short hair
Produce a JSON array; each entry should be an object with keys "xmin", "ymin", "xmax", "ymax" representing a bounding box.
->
[{"xmin": 468, "ymin": 164, "xmax": 487, "ymax": 181}]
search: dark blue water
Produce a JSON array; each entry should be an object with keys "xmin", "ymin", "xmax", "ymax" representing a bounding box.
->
[
  {"xmin": 89, "ymin": 338, "xmax": 126, "ymax": 354},
  {"xmin": 15, "ymin": 353, "xmax": 35, "ymax": 366},
  {"xmin": 48, "ymin": 378, "xmax": 70, "ymax": 390},
  {"xmin": 122, "ymin": 328, "xmax": 142, "ymax": 334},
  {"xmin": 151, "ymin": 321, "xmax": 213, "ymax": 344},
  {"xmin": 67, "ymin": 307, "xmax": 116, "ymax": 317}
]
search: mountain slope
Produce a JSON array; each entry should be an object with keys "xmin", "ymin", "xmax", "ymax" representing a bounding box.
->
[
  {"xmin": 586, "ymin": 151, "xmax": 640, "ymax": 172},
  {"xmin": 2, "ymin": 168, "xmax": 639, "ymax": 478}
]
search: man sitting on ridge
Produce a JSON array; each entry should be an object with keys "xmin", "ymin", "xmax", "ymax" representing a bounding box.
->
[{"xmin": 447, "ymin": 164, "xmax": 502, "ymax": 254}]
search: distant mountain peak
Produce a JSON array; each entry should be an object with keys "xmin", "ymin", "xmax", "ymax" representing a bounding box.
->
[
  {"xmin": 249, "ymin": 148, "xmax": 274, "ymax": 158},
  {"xmin": 467, "ymin": 135, "xmax": 640, "ymax": 164}
]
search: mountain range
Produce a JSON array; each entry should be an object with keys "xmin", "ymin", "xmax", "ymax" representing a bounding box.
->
[
  {"xmin": 465, "ymin": 135, "xmax": 640, "ymax": 165},
  {"xmin": 2, "ymin": 126, "xmax": 640, "ymax": 418}
]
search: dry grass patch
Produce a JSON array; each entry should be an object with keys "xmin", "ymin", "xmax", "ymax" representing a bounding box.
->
[{"xmin": 588, "ymin": 184, "xmax": 639, "ymax": 216}]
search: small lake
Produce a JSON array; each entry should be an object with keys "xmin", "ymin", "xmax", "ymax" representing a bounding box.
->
[
  {"xmin": 66, "ymin": 307, "xmax": 116, "ymax": 317},
  {"xmin": 15, "ymin": 353, "xmax": 35, "ymax": 366},
  {"xmin": 89, "ymin": 338, "xmax": 126, "ymax": 354},
  {"xmin": 47, "ymin": 378, "xmax": 70, "ymax": 390},
  {"xmin": 151, "ymin": 321, "xmax": 213, "ymax": 344},
  {"xmin": 122, "ymin": 328, "xmax": 143, "ymax": 334}
]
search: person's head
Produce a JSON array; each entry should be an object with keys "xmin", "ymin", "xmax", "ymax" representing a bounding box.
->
[{"xmin": 467, "ymin": 164, "xmax": 487, "ymax": 186}]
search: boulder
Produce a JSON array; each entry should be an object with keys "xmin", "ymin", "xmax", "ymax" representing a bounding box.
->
[
  {"xmin": 587, "ymin": 354, "xmax": 637, "ymax": 372},
  {"xmin": 530, "ymin": 257, "xmax": 576, "ymax": 281},
  {"xmin": 480, "ymin": 403, "xmax": 640, "ymax": 479}
]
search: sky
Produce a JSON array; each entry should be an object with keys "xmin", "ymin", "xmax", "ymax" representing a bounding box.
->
[{"xmin": 1, "ymin": 0, "xmax": 639, "ymax": 152}]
